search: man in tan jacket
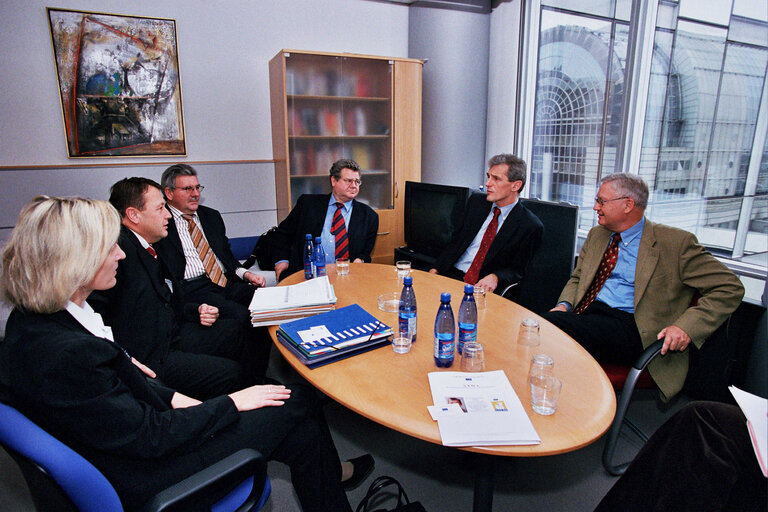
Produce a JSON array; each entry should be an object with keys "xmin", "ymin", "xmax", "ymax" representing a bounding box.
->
[{"xmin": 544, "ymin": 173, "xmax": 744, "ymax": 400}]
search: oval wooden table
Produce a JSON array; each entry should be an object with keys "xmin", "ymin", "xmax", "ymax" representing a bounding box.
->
[{"xmin": 269, "ymin": 263, "xmax": 616, "ymax": 511}]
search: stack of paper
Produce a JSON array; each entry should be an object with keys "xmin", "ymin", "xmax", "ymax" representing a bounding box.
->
[
  {"xmin": 248, "ymin": 276, "xmax": 337, "ymax": 326},
  {"xmin": 277, "ymin": 304, "xmax": 392, "ymax": 368},
  {"xmin": 427, "ymin": 370, "xmax": 540, "ymax": 447}
]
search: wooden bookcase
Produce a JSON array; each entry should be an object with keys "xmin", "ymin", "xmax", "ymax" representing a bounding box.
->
[{"xmin": 269, "ymin": 49, "xmax": 423, "ymax": 264}]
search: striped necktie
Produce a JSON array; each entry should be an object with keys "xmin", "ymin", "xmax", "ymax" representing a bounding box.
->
[
  {"xmin": 331, "ymin": 202, "xmax": 349, "ymax": 260},
  {"xmin": 181, "ymin": 214, "xmax": 227, "ymax": 287}
]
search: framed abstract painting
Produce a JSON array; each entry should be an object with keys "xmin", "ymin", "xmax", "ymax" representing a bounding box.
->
[{"xmin": 47, "ymin": 8, "xmax": 186, "ymax": 157}]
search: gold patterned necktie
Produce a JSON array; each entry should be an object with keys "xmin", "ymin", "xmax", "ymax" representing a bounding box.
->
[
  {"xmin": 181, "ymin": 214, "xmax": 227, "ymax": 287},
  {"xmin": 573, "ymin": 233, "xmax": 622, "ymax": 314}
]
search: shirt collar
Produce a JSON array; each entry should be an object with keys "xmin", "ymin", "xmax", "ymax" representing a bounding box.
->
[
  {"xmin": 128, "ymin": 228, "xmax": 152, "ymax": 250},
  {"xmin": 494, "ymin": 198, "xmax": 518, "ymax": 222},
  {"xmin": 66, "ymin": 301, "xmax": 114, "ymax": 341},
  {"xmin": 168, "ymin": 204, "xmax": 195, "ymax": 221},
  {"xmin": 328, "ymin": 195, "xmax": 352, "ymax": 212},
  {"xmin": 617, "ymin": 217, "xmax": 645, "ymax": 246}
]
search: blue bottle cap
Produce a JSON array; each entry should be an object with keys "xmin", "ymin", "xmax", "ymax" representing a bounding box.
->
[
  {"xmin": 315, "ymin": 237, "xmax": 321, "ymax": 243},
  {"xmin": 403, "ymin": 276, "xmax": 412, "ymax": 286},
  {"xmin": 305, "ymin": 233, "xmax": 312, "ymax": 240},
  {"xmin": 440, "ymin": 292, "xmax": 451, "ymax": 303},
  {"xmin": 464, "ymin": 284, "xmax": 474, "ymax": 294}
]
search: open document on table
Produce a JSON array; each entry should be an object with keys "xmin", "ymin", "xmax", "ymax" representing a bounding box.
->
[
  {"xmin": 428, "ymin": 370, "xmax": 540, "ymax": 447},
  {"xmin": 248, "ymin": 275, "xmax": 337, "ymax": 326}
]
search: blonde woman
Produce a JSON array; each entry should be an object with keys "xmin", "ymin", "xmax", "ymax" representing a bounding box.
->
[{"xmin": 0, "ymin": 196, "xmax": 353, "ymax": 511}]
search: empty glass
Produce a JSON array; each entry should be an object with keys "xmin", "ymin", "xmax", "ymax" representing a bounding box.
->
[
  {"xmin": 335, "ymin": 258, "xmax": 350, "ymax": 276},
  {"xmin": 461, "ymin": 342, "xmax": 485, "ymax": 372},
  {"xmin": 530, "ymin": 375, "xmax": 562, "ymax": 415},
  {"xmin": 396, "ymin": 260, "xmax": 412, "ymax": 289},
  {"xmin": 473, "ymin": 288, "xmax": 486, "ymax": 309},
  {"xmin": 392, "ymin": 332, "xmax": 412, "ymax": 354},
  {"xmin": 528, "ymin": 353, "xmax": 554, "ymax": 382},
  {"xmin": 518, "ymin": 317, "xmax": 540, "ymax": 346}
]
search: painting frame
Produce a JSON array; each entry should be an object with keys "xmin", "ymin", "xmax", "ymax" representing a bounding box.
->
[{"xmin": 47, "ymin": 7, "xmax": 187, "ymax": 157}]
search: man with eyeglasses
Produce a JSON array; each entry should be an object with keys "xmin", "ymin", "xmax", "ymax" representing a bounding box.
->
[
  {"xmin": 429, "ymin": 153, "xmax": 543, "ymax": 294},
  {"xmin": 543, "ymin": 173, "xmax": 744, "ymax": 401},
  {"xmin": 156, "ymin": 164, "xmax": 273, "ymax": 380},
  {"xmin": 269, "ymin": 159, "xmax": 379, "ymax": 281}
]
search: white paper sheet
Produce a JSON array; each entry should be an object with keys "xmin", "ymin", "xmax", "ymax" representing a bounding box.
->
[
  {"xmin": 729, "ymin": 385, "xmax": 767, "ymax": 477},
  {"xmin": 428, "ymin": 370, "xmax": 540, "ymax": 447}
]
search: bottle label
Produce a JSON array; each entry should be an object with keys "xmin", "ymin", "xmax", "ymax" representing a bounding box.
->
[
  {"xmin": 434, "ymin": 333, "xmax": 455, "ymax": 359},
  {"xmin": 398, "ymin": 311, "xmax": 417, "ymax": 340},
  {"xmin": 458, "ymin": 322, "xmax": 477, "ymax": 354},
  {"xmin": 315, "ymin": 263, "xmax": 326, "ymax": 277}
]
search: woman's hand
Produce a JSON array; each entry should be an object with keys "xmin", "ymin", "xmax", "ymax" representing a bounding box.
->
[{"xmin": 228, "ymin": 384, "xmax": 291, "ymax": 412}]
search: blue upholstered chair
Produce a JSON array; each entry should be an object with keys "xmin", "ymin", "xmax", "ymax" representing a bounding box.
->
[{"xmin": 0, "ymin": 401, "xmax": 271, "ymax": 512}]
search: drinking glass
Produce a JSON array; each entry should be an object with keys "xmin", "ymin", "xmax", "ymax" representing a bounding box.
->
[
  {"xmin": 396, "ymin": 260, "xmax": 412, "ymax": 289},
  {"xmin": 392, "ymin": 332, "xmax": 412, "ymax": 354},
  {"xmin": 335, "ymin": 258, "xmax": 350, "ymax": 276},
  {"xmin": 473, "ymin": 288, "xmax": 486, "ymax": 309},
  {"xmin": 528, "ymin": 353, "xmax": 554, "ymax": 382},
  {"xmin": 461, "ymin": 342, "xmax": 485, "ymax": 372},
  {"xmin": 530, "ymin": 375, "xmax": 562, "ymax": 415},
  {"xmin": 518, "ymin": 317, "xmax": 540, "ymax": 346}
]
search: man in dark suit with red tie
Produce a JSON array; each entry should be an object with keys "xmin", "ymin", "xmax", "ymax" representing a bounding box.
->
[
  {"xmin": 269, "ymin": 159, "xmax": 379, "ymax": 281},
  {"xmin": 90, "ymin": 178, "xmax": 255, "ymax": 400},
  {"xmin": 429, "ymin": 154, "xmax": 543, "ymax": 294}
]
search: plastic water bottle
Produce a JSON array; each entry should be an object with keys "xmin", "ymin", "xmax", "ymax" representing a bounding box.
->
[
  {"xmin": 398, "ymin": 275, "xmax": 417, "ymax": 343},
  {"xmin": 303, "ymin": 234, "xmax": 315, "ymax": 280},
  {"xmin": 433, "ymin": 292, "xmax": 455, "ymax": 368},
  {"xmin": 313, "ymin": 236, "xmax": 326, "ymax": 277},
  {"xmin": 457, "ymin": 284, "xmax": 477, "ymax": 355}
]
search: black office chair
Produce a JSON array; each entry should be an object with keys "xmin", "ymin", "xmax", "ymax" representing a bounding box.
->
[
  {"xmin": 601, "ymin": 340, "xmax": 664, "ymax": 476},
  {"xmin": 501, "ymin": 198, "xmax": 578, "ymax": 314}
]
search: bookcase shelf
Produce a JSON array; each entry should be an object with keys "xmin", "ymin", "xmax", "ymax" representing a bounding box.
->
[{"xmin": 270, "ymin": 50, "xmax": 423, "ymax": 264}]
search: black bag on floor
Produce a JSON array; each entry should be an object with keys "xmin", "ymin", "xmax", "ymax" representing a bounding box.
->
[{"xmin": 356, "ymin": 476, "xmax": 427, "ymax": 512}]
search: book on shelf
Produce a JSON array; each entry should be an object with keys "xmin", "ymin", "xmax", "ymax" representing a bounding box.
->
[
  {"xmin": 248, "ymin": 275, "xmax": 337, "ymax": 327},
  {"xmin": 277, "ymin": 303, "xmax": 393, "ymax": 368}
]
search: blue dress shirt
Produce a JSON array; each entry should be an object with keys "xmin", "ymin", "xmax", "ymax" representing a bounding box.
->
[
  {"xmin": 454, "ymin": 199, "xmax": 518, "ymax": 273},
  {"xmin": 596, "ymin": 217, "xmax": 645, "ymax": 313}
]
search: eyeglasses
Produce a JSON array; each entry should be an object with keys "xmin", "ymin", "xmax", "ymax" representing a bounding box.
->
[
  {"xmin": 594, "ymin": 196, "xmax": 628, "ymax": 206},
  {"xmin": 339, "ymin": 178, "xmax": 362, "ymax": 187},
  {"xmin": 175, "ymin": 185, "xmax": 205, "ymax": 193}
]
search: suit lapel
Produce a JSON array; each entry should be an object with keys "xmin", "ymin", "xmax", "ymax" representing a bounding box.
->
[
  {"xmin": 577, "ymin": 228, "xmax": 612, "ymax": 300},
  {"xmin": 164, "ymin": 209, "xmax": 185, "ymax": 258},
  {"xmin": 124, "ymin": 229, "xmax": 172, "ymax": 301},
  {"xmin": 485, "ymin": 201, "xmax": 519, "ymax": 263},
  {"xmin": 634, "ymin": 219, "xmax": 659, "ymax": 304}
]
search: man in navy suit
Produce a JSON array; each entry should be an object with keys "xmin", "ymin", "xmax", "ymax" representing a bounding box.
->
[
  {"xmin": 270, "ymin": 159, "xmax": 379, "ymax": 281},
  {"xmin": 155, "ymin": 164, "xmax": 272, "ymax": 378},
  {"xmin": 430, "ymin": 154, "xmax": 543, "ymax": 294}
]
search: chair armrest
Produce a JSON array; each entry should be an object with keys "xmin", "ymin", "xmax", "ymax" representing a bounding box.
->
[
  {"xmin": 141, "ymin": 448, "xmax": 267, "ymax": 512},
  {"xmin": 500, "ymin": 282, "xmax": 519, "ymax": 299}
]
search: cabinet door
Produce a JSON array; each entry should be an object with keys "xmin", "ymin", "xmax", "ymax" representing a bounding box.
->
[{"xmin": 285, "ymin": 54, "xmax": 393, "ymax": 210}]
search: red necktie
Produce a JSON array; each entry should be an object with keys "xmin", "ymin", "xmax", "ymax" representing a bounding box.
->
[
  {"xmin": 145, "ymin": 245, "xmax": 157, "ymax": 259},
  {"xmin": 331, "ymin": 202, "xmax": 349, "ymax": 260},
  {"xmin": 574, "ymin": 233, "xmax": 622, "ymax": 314},
  {"xmin": 464, "ymin": 207, "xmax": 500, "ymax": 285}
]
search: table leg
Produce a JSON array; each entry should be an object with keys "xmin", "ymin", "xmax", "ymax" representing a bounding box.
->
[{"xmin": 472, "ymin": 453, "xmax": 496, "ymax": 512}]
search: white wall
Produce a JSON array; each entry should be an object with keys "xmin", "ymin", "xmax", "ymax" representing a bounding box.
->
[{"xmin": 0, "ymin": 0, "xmax": 410, "ymax": 241}]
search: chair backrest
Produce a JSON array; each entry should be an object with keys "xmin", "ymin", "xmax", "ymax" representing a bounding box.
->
[
  {"xmin": 516, "ymin": 199, "xmax": 578, "ymax": 315},
  {"xmin": 0, "ymin": 402, "xmax": 123, "ymax": 512}
]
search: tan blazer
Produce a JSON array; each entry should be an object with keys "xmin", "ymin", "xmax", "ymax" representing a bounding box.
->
[{"xmin": 558, "ymin": 219, "xmax": 744, "ymax": 400}]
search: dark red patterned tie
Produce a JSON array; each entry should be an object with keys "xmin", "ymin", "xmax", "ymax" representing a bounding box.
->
[
  {"xmin": 331, "ymin": 202, "xmax": 349, "ymax": 260},
  {"xmin": 145, "ymin": 245, "xmax": 157, "ymax": 259},
  {"xmin": 464, "ymin": 207, "xmax": 500, "ymax": 285},
  {"xmin": 574, "ymin": 233, "xmax": 622, "ymax": 314}
]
